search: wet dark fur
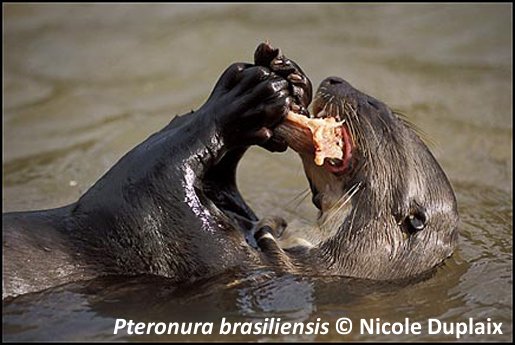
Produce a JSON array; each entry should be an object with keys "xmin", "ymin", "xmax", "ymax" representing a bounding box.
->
[{"xmin": 2, "ymin": 46, "xmax": 311, "ymax": 298}]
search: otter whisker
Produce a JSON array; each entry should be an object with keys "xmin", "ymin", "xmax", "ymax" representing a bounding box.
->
[
  {"xmin": 345, "ymin": 103, "xmax": 363, "ymax": 146},
  {"xmin": 320, "ymin": 91, "xmax": 331, "ymax": 102},
  {"xmin": 320, "ymin": 181, "xmax": 362, "ymax": 233},
  {"xmin": 334, "ymin": 99, "xmax": 342, "ymax": 121},
  {"xmin": 329, "ymin": 101, "xmax": 337, "ymax": 119},
  {"xmin": 348, "ymin": 105, "xmax": 363, "ymax": 142},
  {"xmin": 337, "ymin": 182, "xmax": 362, "ymax": 214},
  {"xmin": 342, "ymin": 101, "xmax": 358, "ymax": 145},
  {"xmin": 346, "ymin": 183, "xmax": 364, "ymax": 239},
  {"xmin": 374, "ymin": 107, "xmax": 395, "ymax": 140},
  {"xmin": 286, "ymin": 187, "xmax": 312, "ymax": 210},
  {"xmin": 360, "ymin": 113, "xmax": 382, "ymax": 150}
]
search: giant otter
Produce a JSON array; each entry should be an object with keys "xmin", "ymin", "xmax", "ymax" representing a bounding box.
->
[{"xmin": 2, "ymin": 43, "xmax": 458, "ymax": 299}]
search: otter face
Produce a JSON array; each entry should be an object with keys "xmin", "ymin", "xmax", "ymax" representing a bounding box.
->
[{"xmin": 301, "ymin": 77, "xmax": 459, "ymax": 280}]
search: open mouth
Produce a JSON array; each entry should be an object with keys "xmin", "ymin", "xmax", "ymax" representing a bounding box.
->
[{"xmin": 275, "ymin": 91, "xmax": 355, "ymax": 176}]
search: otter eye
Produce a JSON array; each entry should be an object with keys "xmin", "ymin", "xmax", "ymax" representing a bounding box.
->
[{"xmin": 406, "ymin": 211, "xmax": 427, "ymax": 234}]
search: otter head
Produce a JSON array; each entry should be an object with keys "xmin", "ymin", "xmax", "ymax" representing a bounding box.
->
[{"xmin": 283, "ymin": 76, "xmax": 459, "ymax": 280}]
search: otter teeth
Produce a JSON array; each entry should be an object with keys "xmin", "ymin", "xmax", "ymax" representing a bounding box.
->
[
  {"xmin": 327, "ymin": 158, "xmax": 343, "ymax": 166},
  {"xmin": 314, "ymin": 109, "xmax": 345, "ymax": 123}
]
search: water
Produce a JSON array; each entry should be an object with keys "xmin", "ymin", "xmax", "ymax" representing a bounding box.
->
[{"xmin": 2, "ymin": 3, "xmax": 512, "ymax": 341}]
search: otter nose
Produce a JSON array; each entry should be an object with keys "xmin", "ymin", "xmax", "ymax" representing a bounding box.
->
[{"xmin": 326, "ymin": 77, "xmax": 344, "ymax": 85}]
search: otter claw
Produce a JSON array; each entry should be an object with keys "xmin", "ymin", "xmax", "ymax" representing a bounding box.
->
[
  {"xmin": 254, "ymin": 42, "xmax": 313, "ymax": 122},
  {"xmin": 271, "ymin": 57, "xmax": 295, "ymax": 74},
  {"xmin": 288, "ymin": 73, "xmax": 304, "ymax": 83}
]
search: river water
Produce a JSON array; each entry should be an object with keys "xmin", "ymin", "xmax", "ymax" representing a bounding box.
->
[{"xmin": 2, "ymin": 3, "xmax": 512, "ymax": 341}]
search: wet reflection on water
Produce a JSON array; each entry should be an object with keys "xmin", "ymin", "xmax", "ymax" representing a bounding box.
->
[
  {"xmin": 3, "ymin": 3, "xmax": 512, "ymax": 341},
  {"xmin": 2, "ymin": 271, "xmax": 453, "ymax": 341}
]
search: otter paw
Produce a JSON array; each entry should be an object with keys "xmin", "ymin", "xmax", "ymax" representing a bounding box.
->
[
  {"xmin": 254, "ymin": 216, "xmax": 288, "ymax": 239},
  {"xmin": 254, "ymin": 42, "xmax": 313, "ymax": 115},
  {"xmin": 254, "ymin": 222, "xmax": 295, "ymax": 271},
  {"xmin": 254, "ymin": 42, "xmax": 313, "ymax": 153},
  {"xmin": 205, "ymin": 62, "xmax": 292, "ymax": 149}
]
